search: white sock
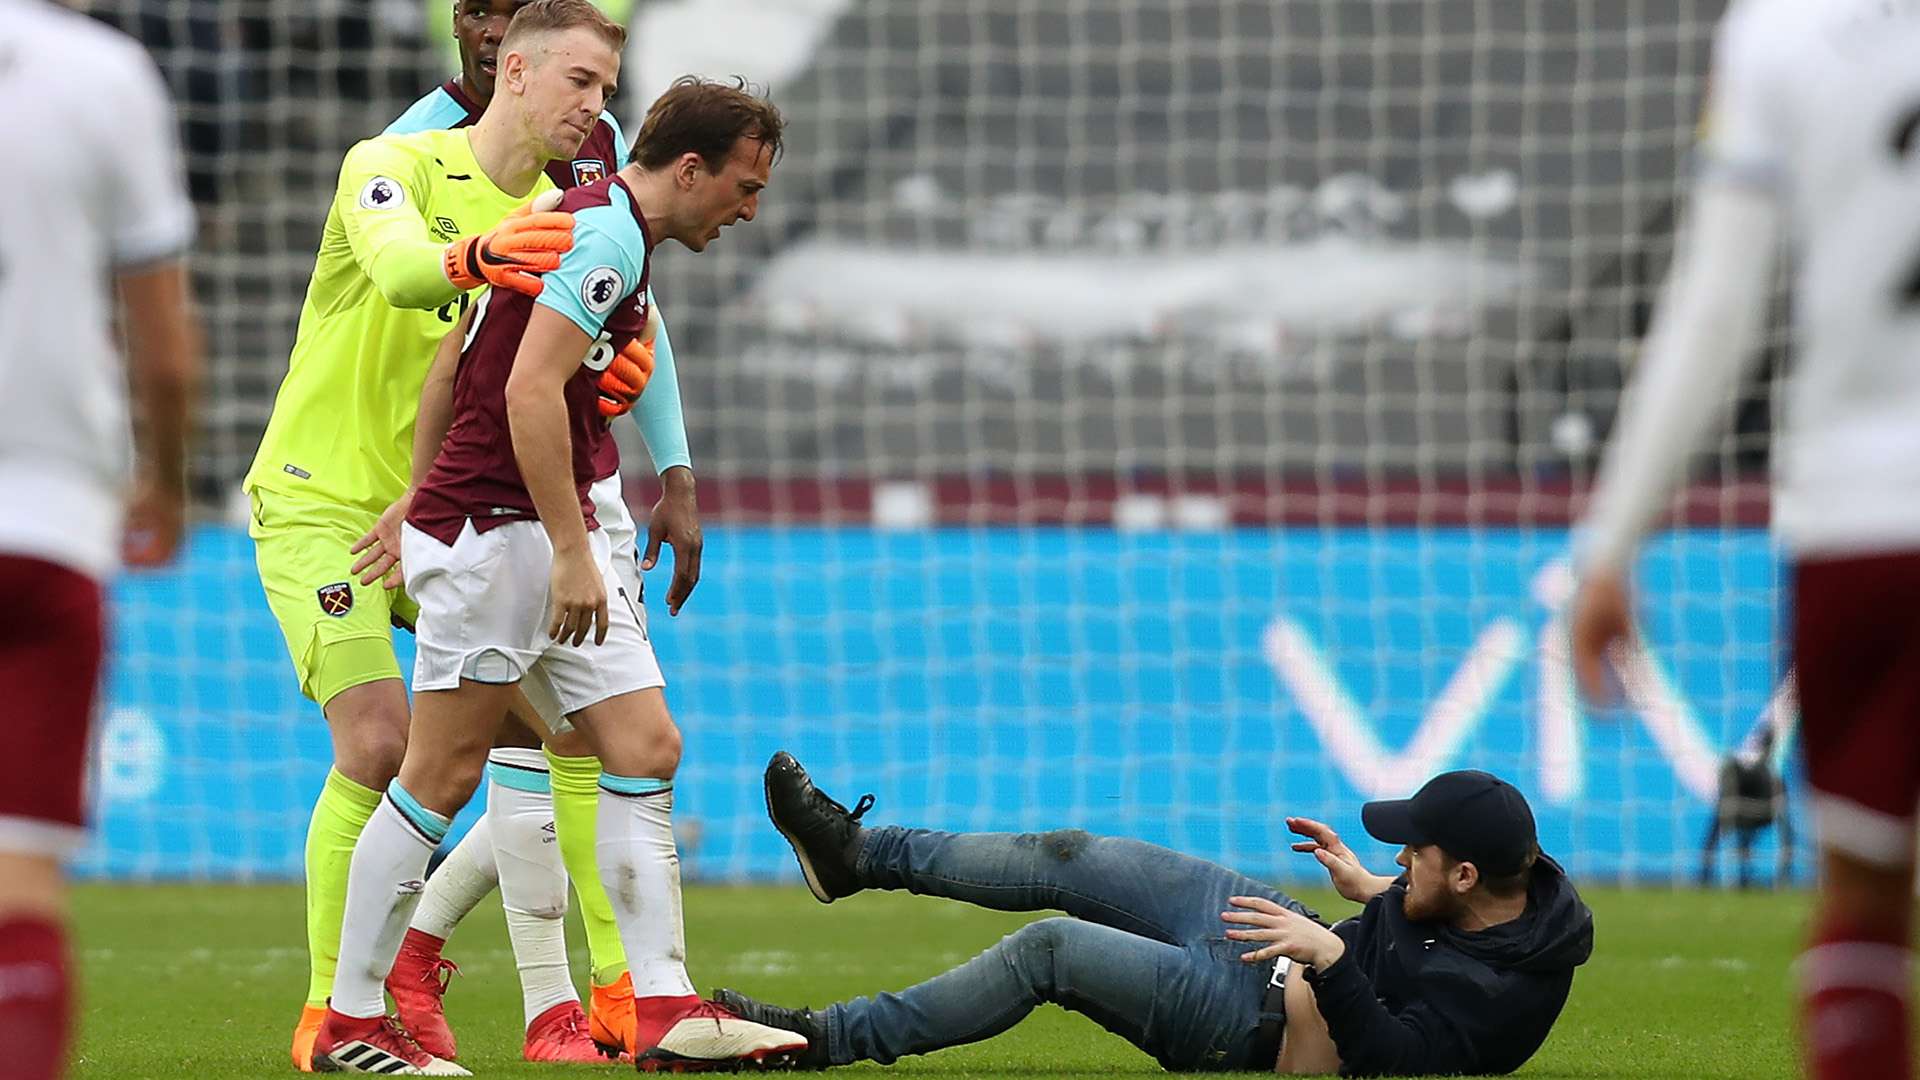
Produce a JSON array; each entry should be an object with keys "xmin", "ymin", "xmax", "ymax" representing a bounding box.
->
[
  {"xmin": 596, "ymin": 775, "xmax": 694, "ymax": 1000},
  {"xmin": 334, "ymin": 785, "xmax": 448, "ymax": 1019},
  {"xmin": 487, "ymin": 747, "xmax": 579, "ymax": 1027},
  {"xmin": 410, "ymin": 814, "xmax": 499, "ymax": 942}
]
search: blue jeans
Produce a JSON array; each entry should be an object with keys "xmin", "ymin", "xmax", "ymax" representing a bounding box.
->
[{"xmin": 823, "ymin": 827, "xmax": 1319, "ymax": 1071}]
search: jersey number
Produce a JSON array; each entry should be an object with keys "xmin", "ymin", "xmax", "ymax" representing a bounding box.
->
[
  {"xmin": 461, "ymin": 290, "xmax": 615, "ymax": 374},
  {"xmin": 583, "ymin": 332, "xmax": 616, "ymax": 372},
  {"xmin": 461, "ymin": 289, "xmax": 493, "ymax": 352},
  {"xmin": 436, "ymin": 292, "xmax": 472, "ymax": 324}
]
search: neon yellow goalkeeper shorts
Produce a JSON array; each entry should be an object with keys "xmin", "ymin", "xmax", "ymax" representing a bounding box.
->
[{"xmin": 249, "ymin": 490, "xmax": 419, "ymax": 706}]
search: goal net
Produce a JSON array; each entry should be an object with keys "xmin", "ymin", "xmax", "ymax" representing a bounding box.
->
[{"xmin": 81, "ymin": 0, "xmax": 1794, "ymax": 886}]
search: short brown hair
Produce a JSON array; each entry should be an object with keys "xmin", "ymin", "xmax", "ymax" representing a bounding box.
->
[
  {"xmin": 501, "ymin": 0, "xmax": 626, "ymax": 57},
  {"xmin": 630, "ymin": 76, "xmax": 784, "ymax": 171}
]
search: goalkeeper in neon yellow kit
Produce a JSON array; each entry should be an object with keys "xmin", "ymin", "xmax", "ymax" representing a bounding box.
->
[{"xmin": 242, "ymin": 0, "xmax": 653, "ymax": 1067}]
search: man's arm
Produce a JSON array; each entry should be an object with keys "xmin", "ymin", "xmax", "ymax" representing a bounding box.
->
[
  {"xmin": 507, "ymin": 304, "xmax": 606, "ymax": 646},
  {"xmin": 1287, "ymin": 817, "xmax": 1396, "ymax": 903},
  {"xmin": 334, "ymin": 140, "xmax": 465, "ymax": 310},
  {"xmin": 631, "ymin": 300, "xmax": 704, "ymax": 612},
  {"xmin": 351, "ymin": 308, "xmax": 472, "ymax": 588},
  {"xmin": 632, "ymin": 298, "xmax": 691, "ymax": 474},
  {"xmin": 117, "ymin": 261, "xmax": 201, "ymax": 566},
  {"xmin": 335, "ymin": 141, "xmax": 573, "ymax": 309},
  {"xmin": 1570, "ymin": 6, "xmax": 1786, "ymax": 702},
  {"xmin": 414, "ymin": 312, "xmax": 470, "ymax": 483},
  {"xmin": 102, "ymin": 41, "xmax": 200, "ymax": 566}
]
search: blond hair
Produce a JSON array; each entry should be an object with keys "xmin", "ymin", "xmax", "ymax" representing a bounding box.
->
[{"xmin": 500, "ymin": 0, "xmax": 626, "ymax": 57}]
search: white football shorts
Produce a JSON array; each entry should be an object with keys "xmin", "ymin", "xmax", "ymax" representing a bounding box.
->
[{"xmin": 402, "ymin": 494, "xmax": 662, "ymax": 727}]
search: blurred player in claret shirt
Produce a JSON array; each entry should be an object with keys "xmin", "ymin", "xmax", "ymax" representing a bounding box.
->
[
  {"xmin": 1572, "ymin": 3, "xmax": 1920, "ymax": 1077},
  {"xmin": 0, "ymin": 4, "xmax": 200, "ymax": 1078},
  {"xmin": 374, "ymin": 1, "xmax": 703, "ymax": 1062},
  {"xmin": 315, "ymin": 78, "xmax": 802, "ymax": 1076}
]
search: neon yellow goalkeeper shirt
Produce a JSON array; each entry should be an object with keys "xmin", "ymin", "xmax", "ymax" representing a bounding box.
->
[{"xmin": 244, "ymin": 127, "xmax": 556, "ymax": 515}]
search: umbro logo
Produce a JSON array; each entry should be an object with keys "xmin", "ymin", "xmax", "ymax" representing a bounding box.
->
[{"xmin": 396, "ymin": 879, "xmax": 425, "ymax": 895}]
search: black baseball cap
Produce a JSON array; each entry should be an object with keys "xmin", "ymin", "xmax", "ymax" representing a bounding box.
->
[{"xmin": 1361, "ymin": 770, "xmax": 1538, "ymax": 878}]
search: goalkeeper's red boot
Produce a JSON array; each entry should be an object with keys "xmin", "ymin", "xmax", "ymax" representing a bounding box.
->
[
  {"xmin": 524, "ymin": 1000, "xmax": 628, "ymax": 1063},
  {"xmin": 385, "ymin": 929, "xmax": 460, "ymax": 1060},
  {"xmin": 588, "ymin": 970, "xmax": 636, "ymax": 1056},
  {"xmin": 311, "ymin": 1008, "xmax": 469, "ymax": 1076}
]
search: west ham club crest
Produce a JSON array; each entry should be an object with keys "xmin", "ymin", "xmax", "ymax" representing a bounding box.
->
[
  {"xmin": 572, "ymin": 159, "xmax": 606, "ymax": 186},
  {"xmin": 317, "ymin": 581, "xmax": 354, "ymax": 617}
]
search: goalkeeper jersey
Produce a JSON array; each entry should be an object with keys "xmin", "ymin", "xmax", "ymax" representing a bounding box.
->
[{"xmin": 243, "ymin": 127, "xmax": 555, "ymax": 516}]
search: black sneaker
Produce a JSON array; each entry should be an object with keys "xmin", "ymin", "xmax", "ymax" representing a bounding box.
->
[
  {"xmin": 710, "ymin": 989, "xmax": 830, "ymax": 1071},
  {"xmin": 764, "ymin": 751, "xmax": 875, "ymax": 903}
]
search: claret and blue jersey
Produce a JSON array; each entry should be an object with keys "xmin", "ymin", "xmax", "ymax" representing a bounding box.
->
[{"xmin": 409, "ymin": 176, "xmax": 654, "ymax": 545}]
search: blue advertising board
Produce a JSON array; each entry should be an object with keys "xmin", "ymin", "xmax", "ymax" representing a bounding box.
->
[{"xmin": 76, "ymin": 525, "xmax": 1802, "ymax": 886}]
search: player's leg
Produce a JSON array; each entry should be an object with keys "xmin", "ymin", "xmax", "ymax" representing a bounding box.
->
[
  {"xmin": 388, "ymin": 706, "xmax": 599, "ymax": 1064},
  {"xmin": 1792, "ymin": 554, "xmax": 1920, "ymax": 1080},
  {"xmin": 314, "ymin": 518, "xmax": 552, "ymax": 1075},
  {"xmin": 316, "ymin": 679, "xmax": 503, "ymax": 1076},
  {"xmin": 386, "ymin": 814, "xmax": 487, "ymax": 1057},
  {"xmin": 0, "ymin": 555, "xmax": 104, "ymax": 1080},
  {"xmin": 764, "ymin": 753, "xmax": 1316, "ymax": 947},
  {"xmin": 563, "ymin": 473, "xmax": 641, "ymax": 1051},
  {"xmin": 550, "ymin": 532, "xmax": 805, "ymax": 1069},
  {"xmin": 545, "ymin": 741, "xmax": 637, "ymax": 1051},
  {"xmin": 484, "ymin": 708, "xmax": 612, "ymax": 1063},
  {"xmin": 251, "ymin": 495, "xmax": 413, "ymax": 1070},
  {"xmin": 719, "ymin": 917, "xmax": 1274, "ymax": 1071}
]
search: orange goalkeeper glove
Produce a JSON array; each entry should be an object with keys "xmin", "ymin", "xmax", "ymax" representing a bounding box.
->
[
  {"xmin": 442, "ymin": 202, "xmax": 575, "ymax": 296},
  {"xmin": 597, "ymin": 337, "xmax": 656, "ymax": 418}
]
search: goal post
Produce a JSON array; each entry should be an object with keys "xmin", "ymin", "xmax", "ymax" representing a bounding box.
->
[{"xmin": 79, "ymin": 0, "xmax": 1794, "ymax": 886}]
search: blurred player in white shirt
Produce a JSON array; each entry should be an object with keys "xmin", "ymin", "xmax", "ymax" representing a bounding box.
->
[
  {"xmin": 1571, "ymin": 2, "xmax": 1920, "ymax": 1077},
  {"xmin": 0, "ymin": 4, "xmax": 199, "ymax": 1077}
]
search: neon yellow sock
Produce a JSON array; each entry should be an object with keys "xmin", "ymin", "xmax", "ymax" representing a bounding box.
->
[
  {"xmin": 304, "ymin": 767, "xmax": 382, "ymax": 1006},
  {"xmin": 546, "ymin": 749, "xmax": 629, "ymax": 985}
]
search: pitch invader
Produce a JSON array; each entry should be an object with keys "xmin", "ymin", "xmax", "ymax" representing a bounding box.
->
[
  {"xmin": 240, "ymin": 0, "xmax": 651, "ymax": 1070},
  {"xmin": 313, "ymin": 77, "xmax": 801, "ymax": 1075},
  {"xmin": 359, "ymin": 0, "xmax": 700, "ymax": 1063},
  {"xmin": 1572, "ymin": 2, "xmax": 1920, "ymax": 1078}
]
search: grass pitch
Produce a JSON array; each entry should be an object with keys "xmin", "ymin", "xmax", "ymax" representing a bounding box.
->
[{"xmin": 72, "ymin": 882, "xmax": 1805, "ymax": 1079}]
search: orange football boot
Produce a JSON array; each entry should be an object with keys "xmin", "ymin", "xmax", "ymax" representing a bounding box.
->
[
  {"xmin": 291, "ymin": 1003, "xmax": 326, "ymax": 1072},
  {"xmin": 588, "ymin": 971, "xmax": 636, "ymax": 1056}
]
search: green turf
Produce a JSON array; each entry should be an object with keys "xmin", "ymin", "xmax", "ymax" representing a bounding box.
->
[{"xmin": 69, "ymin": 882, "xmax": 1807, "ymax": 1079}]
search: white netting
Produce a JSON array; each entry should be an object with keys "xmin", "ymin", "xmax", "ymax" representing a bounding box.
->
[{"xmin": 80, "ymin": 0, "xmax": 1796, "ymax": 886}]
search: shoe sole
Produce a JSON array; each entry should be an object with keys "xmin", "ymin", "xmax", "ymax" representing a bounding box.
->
[
  {"xmin": 764, "ymin": 769, "xmax": 837, "ymax": 904},
  {"xmin": 636, "ymin": 1046, "xmax": 810, "ymax": 1073}
]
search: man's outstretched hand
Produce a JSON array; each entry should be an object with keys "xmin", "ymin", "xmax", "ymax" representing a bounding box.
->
[
  {"xmin": 1223, "ymin": 896, "xmax": 1347, "ymax": 969},
  {"xmin": 1288, "ymin": 817, "xmax": 1396, "ymax": 904}
]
